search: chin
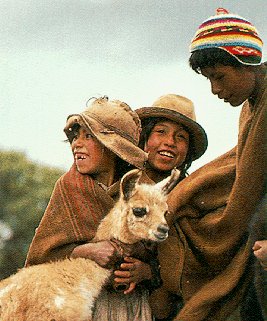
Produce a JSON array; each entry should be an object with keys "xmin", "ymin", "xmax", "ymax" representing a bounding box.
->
[
  {"xmin": 228, "ymin": 96, "xmax": 247, "ymax": 107},
  {"xmin": 157, "ymin": 166, "xmax": 174, "ymax": 173},
  {"xmin": 152, "ymin": 161, "xmax": 176, "ymax": 174},
  {"xmin": 229, "ymin": 101, "xmax": 244, "ymax": 107},
  {"xmin": 76, "ymin": 166, "xmax": 88, "ymax": 174}
]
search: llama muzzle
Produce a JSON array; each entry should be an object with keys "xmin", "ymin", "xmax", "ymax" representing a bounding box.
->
[{"xmin": 153, "ymin": 223, "xmax": 169, "ymax": 241}]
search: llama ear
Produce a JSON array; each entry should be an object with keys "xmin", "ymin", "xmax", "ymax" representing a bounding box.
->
[
  {"xmin": 121, "ymin": 169, "xmax": 142, "ymax": 201},
  {"xmin": 155, "ymin": 168, "xmax": 181, "ymax": 196}
]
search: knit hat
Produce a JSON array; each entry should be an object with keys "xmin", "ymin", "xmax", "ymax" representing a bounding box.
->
[
  {"xmin": 190, "ymin": 8, "xmax": 263, "ymax": 65},
  {"xmin": 136, "ymin": 94, "xmax": 208, "ymax": 161},
  {"xmin": 64, "ymin": 96, "xmax": 148, "ymax": 170}
]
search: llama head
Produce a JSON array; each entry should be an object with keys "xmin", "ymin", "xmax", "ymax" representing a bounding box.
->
[{"xmin": 119, "ymin": 168, "xmax": 180, "ymax": 243}]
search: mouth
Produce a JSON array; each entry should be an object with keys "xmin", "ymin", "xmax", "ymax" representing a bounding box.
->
[
  {"xmin": 221, "ymin": 95, "xmax": 232, "ymax": 103},
  {"xmin": 153, "ymin": 231, "xmax": 168, "ymax": 242},
  {"xmin": 74, "ymin": 153, "xmax": 88, "ymax": 161},
  {"xmin": 158, "ymin": 150, "xmax": 175, "ymax": 159}
]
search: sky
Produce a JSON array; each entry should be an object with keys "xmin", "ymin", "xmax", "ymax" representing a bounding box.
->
[{"xmin": 1, "ymin": 0, "xmax": 266, "ymax": 174}]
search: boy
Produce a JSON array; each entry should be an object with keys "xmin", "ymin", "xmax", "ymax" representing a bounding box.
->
[
  {"xmin": 150, "ymin": 9, "xmax": 266, "ymax": 321},
  {"xmin": 189, "ymin": 8, "xmax": 266, "ymax": 320},
  {"xmin": 189, "ymin": 7, "xmax": 266, "ymax": 286}
]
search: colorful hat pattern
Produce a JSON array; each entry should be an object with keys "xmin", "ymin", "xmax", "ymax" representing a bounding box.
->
[{"xmin": 190, "ymin": 8, "xmax": 263, "ymax": 65}]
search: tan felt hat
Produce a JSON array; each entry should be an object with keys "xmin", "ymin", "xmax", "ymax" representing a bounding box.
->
[
  {"xmin": 136, "ymin": 94, "xmax": 208, "ymax": 161},
  {"xmin": 64, "ymin": 96, "xmax": 148, "ymax": 169}
]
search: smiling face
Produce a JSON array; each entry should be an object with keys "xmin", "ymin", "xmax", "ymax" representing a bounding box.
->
[
  {"xmin": 201, "ymin": 64, "xmax": 257, "ymax": 107},
  {"xmin": 71, "ymin": 126, "xmax": 116, "ymax": 184},
  {"xmin": 144, "ymin": 120, "xmax": 189, "ymax": 175}
]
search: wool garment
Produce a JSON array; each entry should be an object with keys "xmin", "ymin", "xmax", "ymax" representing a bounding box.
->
[
  {"xmin": 190, "ymin": 8, "xmax": 263, "ymax": 65},
  {"xmin": 150, "ymin": 62, "xmax": 266, "ymax": 321}
]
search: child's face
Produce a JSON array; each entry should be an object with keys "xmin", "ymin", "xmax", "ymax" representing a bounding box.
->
[
  {"xmin": 71, "ymin": 126, "xmax": 115, "ymax": 180},
  {"xmin": 144, "ymin": 120, "xmax": 189, "ymax": 173},
  {"xmin": 201, "ymin": 64, "xmax": 256, "ymax": 107}
]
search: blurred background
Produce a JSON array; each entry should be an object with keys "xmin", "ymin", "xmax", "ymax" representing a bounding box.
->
[{"xmin": 0, "ymin": 0, "xmax": 266, "ymax": 278}]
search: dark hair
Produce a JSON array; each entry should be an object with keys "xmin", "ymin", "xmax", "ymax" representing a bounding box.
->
[
  {"xmin": 139, "ymin": 117, "xmax": 193, "ymax": 178},
  {"xmin": 64, "ymin": 123, "xmax": 81, "ymax": 144},
  {"xmin": 189, "ymin": 48, "xmax": 243, "ymax": 74},
  {"xmin": 114, "ymin": 158, "xmax": 135, "ymax": 179}
]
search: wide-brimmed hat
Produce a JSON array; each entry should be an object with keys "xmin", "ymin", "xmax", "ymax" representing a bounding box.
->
[
  {"xmin": 136, "ymin": 94, "xmax": 208, "ymax": 161},
  {"xmin": 64, "ymin": 96, "xmax": 148, "ymax": 169}
]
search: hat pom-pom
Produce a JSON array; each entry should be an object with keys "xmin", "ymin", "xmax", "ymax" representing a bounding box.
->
[{"xmin": 216, "ymin": 8, "xmax": 229, "ymax": 15}]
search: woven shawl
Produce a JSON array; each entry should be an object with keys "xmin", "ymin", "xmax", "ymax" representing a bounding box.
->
[{"xmin": 25, "ymin": 164, "xmax": 118, "ymax": 266}]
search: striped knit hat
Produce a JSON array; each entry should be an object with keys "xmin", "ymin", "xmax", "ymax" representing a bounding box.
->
[{"xmin": 190, "ymin": 8, "xmax": 263, "ymax": 65}]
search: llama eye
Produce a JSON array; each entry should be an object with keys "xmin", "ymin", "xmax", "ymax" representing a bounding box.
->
[{"xmin": 132, "ymin": 207, "xmax": 147, "ymax": 217}]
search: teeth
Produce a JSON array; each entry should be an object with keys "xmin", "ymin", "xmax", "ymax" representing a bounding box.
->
[
  {"xmin": 76, "ymin": 155, "xmax": 86, "ymax": 160},
  {"xmin": 159, "ymin": 151, "xmax": 174, "ymax": 158}
]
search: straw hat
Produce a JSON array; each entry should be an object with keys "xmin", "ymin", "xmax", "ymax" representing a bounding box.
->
[
  {"xmin": 136, "ymin": 94, "xmax": 208, "ymax": 161},
  {"xmin": 64, "ymin": 96, "xmax": 148, "ymax": 169}
]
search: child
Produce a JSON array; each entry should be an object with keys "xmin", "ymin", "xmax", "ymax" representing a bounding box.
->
[
  {"xmin": 189, "ymin": 9, "xmax": 266, "ymax": 319},
  {"xmin": 136, "ymin": 94, "xmax": 207, "ymax": 183},
  {"xmin": 150, "ymin": 9, "xmax": 266, "ymax": 321},
  {"xmin": 26, "ymin": 97, "xmax": 158, "ymax": 321}
]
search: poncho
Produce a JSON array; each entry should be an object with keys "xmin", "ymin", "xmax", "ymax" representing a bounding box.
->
[
  {"xmin": 26, "ymin": 163, "xmax": 118, "ymax": 265},
  {"xmin": 150, "ymin": 64, "xmax": 266, "ymax": 321}
]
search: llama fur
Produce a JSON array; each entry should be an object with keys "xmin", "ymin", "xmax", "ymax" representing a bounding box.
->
[{"xmin": 0, "ymin": 169, "xmax": 180, "ymax": 321}]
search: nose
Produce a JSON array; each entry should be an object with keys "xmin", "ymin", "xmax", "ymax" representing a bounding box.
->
[
  {"xmin": 164, "ymin": 133, "xmax": 176, "ymax": 146},
  {"xmin": 157, "ymin": 223, "xmax": 169, "ymax": 234},
  {"xmin": 72, "ymin": 136, "xmax": 84, "ymax": 148},
  {"xmin": 210, "ymin": 80, "xmax": 222, "ymax": 96}
]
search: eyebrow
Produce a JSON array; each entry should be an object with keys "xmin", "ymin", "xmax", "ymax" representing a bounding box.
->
[{"xmin": 154, "ymin": 123, "xmax": 187, "ymax": 131}]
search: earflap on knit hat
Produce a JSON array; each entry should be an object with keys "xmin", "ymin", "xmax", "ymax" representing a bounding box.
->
[{"xmin": 190, "ymin": 8, "xmax": 263, "ymax": 65}]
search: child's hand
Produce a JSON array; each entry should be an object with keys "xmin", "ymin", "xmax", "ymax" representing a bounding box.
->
[
  {"xmin": 113, "ymin": 257, "xmax": 152, "ymax": 294},
  {"xmin": 71, "ymin": 241, "xmax": 118, "ymax": 268},
  {"xmin": 252, "ymin": 240, "xmax": 267, "ymax": 269}
]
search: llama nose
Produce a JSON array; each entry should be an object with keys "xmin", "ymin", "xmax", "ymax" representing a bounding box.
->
[{"xmin": 157, "ymin": 224, "xmax": 169, "ymax": 234}]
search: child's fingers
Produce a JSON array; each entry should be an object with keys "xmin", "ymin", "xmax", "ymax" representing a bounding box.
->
[
  {"xmin": 119, "ymin": 262, "xmax": 134, "ymax": 270},
  {"xmin": 114, "ymin": 270, "xmax": 130, "ymax": 278},
  {"xmin": 123, "ymin": 257, "xmax": 137, "ymax": 263},
  {"xmin": 252, "ymin": 241, "xmax": 262, "ymax": 251},
  {"xmin": 124, "ymin": 282, "xmax": 136, "ymax": 294}
]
